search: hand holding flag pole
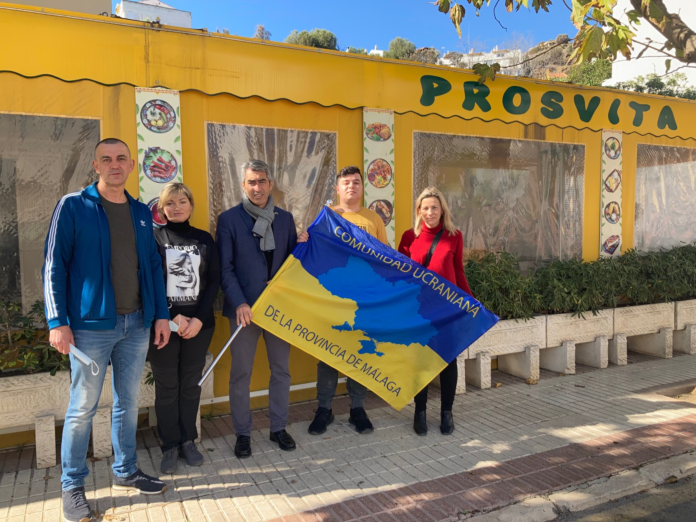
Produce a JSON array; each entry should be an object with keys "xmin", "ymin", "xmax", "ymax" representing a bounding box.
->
[
  {"xmin": 199, "ymin": 203, "xmax": 329, "ymax": 388},
  {"xmin": 198, "ymin": 324, "xmax": 243, "ymax": 387}
]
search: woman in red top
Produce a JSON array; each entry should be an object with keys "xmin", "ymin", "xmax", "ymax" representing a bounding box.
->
[{"xmin": 398, "ymin": 186, "xmax": 473, "ymax": 436}]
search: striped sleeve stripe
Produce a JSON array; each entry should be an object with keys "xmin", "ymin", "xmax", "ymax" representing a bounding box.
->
[{"xmin": 44, "ymin": 192, "xmax": 80, "ymax": 320}]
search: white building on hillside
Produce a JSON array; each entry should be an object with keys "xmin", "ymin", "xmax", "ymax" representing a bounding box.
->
[
  {"xmin": 368, "ymin": 46, "xmax": 384, "ymax": 57},
  {"xmin": 116, "ymin": 0, "xmax": 192, "ymax": 28},
  {"xmin": 442, "ymin": 46, "xmax": 523, "ymax": 75},
  {"xmin": 607, "ymin": 0, "xmax": 696, "ymax": 85}
]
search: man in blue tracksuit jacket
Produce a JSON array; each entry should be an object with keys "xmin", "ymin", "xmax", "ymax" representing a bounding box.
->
[{"xmin": 43, "ymin": 138, "xmax": 171, "ymax": 522}]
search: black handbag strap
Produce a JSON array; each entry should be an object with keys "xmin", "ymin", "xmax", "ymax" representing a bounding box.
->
[{"xmin": 423, "ymin": 229, "xmax": 444, "ymax": 269}]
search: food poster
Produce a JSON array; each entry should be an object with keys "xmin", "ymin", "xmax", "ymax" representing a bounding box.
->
[
  {"xmin": 600, "ymin": 130, "xmax": 623, "ymax": 258},
  {"xmin": 363, "ymin": 108, "xmax": 395, "ymax": 246},
  {"xmin": 135, "ymin": 88, "xmax": 183, "ymax": 226}
]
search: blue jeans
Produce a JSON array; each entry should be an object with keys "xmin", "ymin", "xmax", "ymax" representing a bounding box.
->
[{"xmin": 61, "ymin": 310, "xmax": 150, "ymax": 490}]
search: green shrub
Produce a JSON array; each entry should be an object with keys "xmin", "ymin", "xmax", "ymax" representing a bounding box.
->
[
  {"xmin": 618, "ymin": 245, "xmax": 696, "ymax": 305},
  {"xmin": 590, "ymin": 256, "xmax": 625, "ymax": 310},
  {"xmin": 616, "ymin": 249, "xmax": 657, "ymax": 305},
  {"xmin": 466, "ymin": 243, "xmax": 696, "ymax": 319},
  {"xmin": 466, "ymin": 251, "xmax": 540, "ymax": 321},
  {"xmin": 532, "ymin": 256, "xmax": 627, "ymax": 316},
  {"xmin": 0, "ymin": 300, "xmax": 69, "ymax": 376},
  {"xmin": 533, "ymin": 258, "xmax": 600, "ymax": 317}
]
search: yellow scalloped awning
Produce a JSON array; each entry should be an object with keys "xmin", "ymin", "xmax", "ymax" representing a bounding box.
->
[{"xmin": 1, "ymin": 2, "xmax": 695, "ymax": 139}]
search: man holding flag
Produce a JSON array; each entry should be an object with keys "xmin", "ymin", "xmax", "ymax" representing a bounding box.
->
[
  {"xmin": 216, "ymin": 160, "xmax": 299, "ymax": 459},
  {"xmin": 308, "ymin": 165, "xmax": 388, "ymax": 436}
]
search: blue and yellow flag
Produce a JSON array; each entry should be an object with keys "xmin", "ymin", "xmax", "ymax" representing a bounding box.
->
[{"xmin": 251, "ymin": 208, "xmax": 499, "ymax": 409}]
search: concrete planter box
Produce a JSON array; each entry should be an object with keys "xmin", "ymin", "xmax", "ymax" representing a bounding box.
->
[
  {"xmin": 543, "ymin": 309, "xmax": 614, "ymax": 373},
  {"xmin": 674, "ymin": 299, "xmax": 696, "ymax": 355},
  {"xmin": 463, "ymin": 316, "xmax": 545, "ymax": 389},
  {"xmin": 614, "ymin": 302, "xmax": 674, "ymax": 360},
  {"xmin": 0, "ymin": 353, "xmax": 214, "ymax": 469},
  {"xmin": 0, "ymin": 370, "xmax": 78, "ymax": 469},
  {"xmin": 455, "ymin": 301, "xmax": 693, "ymax": 393}
]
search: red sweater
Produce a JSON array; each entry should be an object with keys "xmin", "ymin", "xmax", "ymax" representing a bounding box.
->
[{"xmin": 398, "ymin": 223, "xmax": 473, "ymax": 297}]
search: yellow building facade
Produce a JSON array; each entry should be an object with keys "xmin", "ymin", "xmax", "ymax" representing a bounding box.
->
[{"xmin": 1, "ymin": 2, "xmax": 695, "ymax": 445}]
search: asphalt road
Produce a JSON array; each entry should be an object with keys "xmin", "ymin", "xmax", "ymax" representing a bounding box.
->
[{"xmin": 558, "ymin": 475, "xmax": 696, "ymax": 521}]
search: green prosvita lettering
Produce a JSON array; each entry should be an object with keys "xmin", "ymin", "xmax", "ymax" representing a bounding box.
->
[
  {"xmin": 540, "ymin": 91, "xmax": 564, "ymax": 120},
  {"xmin": 420, "ymin": 75, "xmax": 452, "ymax": 107},
  {"xmin": 608, "ymin": 99, "xmax": 621, "ymax": 125},
  {"xmin": 462, "ymin": 81, "xmax": 492, "ymax": 112},
  {"xmin": 657, "ymin": 105, "xmax": 678, "ymax": 130},
  {"xmin": 574, "ymin": 95, "xmax": 601, "ymax": 123},
  {"xmin": 629, "ymin": 101, "xmax": 651, "ymax": 127},
  {"xmin": 502, "ymin": 86, "xmax": 531, "ymax": 115}
]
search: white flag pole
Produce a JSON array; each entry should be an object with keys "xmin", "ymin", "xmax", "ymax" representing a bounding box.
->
[{"xmin": 198, "ymin": 324, "xmax": 243, "ymax": 387}]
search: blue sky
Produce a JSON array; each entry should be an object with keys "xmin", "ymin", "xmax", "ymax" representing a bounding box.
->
[{"xmin": 113, "ymin": 1, "xmax": 578, "ymax": 54}]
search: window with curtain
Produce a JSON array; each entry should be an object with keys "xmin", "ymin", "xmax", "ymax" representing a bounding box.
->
[
  {"xmin": 0, "ymin": 114, "xmax": 100, "ymax": 309},
  {"xmin": 413, "ymin": 132, "xmax": 585, "ymax": 266},
  {"xmin": 635, "ymin": 144, "xmax": 696, "ymax": 251},
  {"xmin": 207, "ymin": 124, "xmax": 338, "ymax": 235}
]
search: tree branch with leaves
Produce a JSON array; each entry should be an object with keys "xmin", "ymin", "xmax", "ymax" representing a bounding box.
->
[
  {"xmin": 432, "ymin": 0, "xmax": 696, "ymax": 82},
  {"xmin": 629, "ymin": 0, "xmax": 696, "ymax": 63}
]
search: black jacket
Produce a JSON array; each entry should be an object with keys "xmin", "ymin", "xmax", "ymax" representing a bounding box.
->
[{"xmin": 216, "ymin": 203, "xmax": 297, "ymax": 318}]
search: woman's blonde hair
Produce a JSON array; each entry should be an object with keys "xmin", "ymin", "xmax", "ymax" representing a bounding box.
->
[
  {"xmin": 158, "ymin": 182, "xmax": 195, "ymax": 219},
  {"xmin": 414, "ymin": 186, "xmax": 457, "ymax": 236}
]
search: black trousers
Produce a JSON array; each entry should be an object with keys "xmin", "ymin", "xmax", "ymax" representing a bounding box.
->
[
  {"xmin": 147, "ymin": 327, "xmax": 214, "ymax": 451},
  {"xmin": 414, "ymin": 359, "xmax": 458, "ymax": 413}
]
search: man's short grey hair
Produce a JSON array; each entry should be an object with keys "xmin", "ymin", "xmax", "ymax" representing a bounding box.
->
[{"xmin": 241, "ymin": 160, "xmax": 273, "ymax": 182}]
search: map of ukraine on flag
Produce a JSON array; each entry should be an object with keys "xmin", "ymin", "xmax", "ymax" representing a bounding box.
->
[{"xmin": 251, "ymin": 208, "xmax": 499, "ymax": 409}]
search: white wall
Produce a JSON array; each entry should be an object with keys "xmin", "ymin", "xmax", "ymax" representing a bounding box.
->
[
  {"xmin": 116, "ymin": 0, "xmax": 192, "ymax": 28},
  {"xmin": 608, "ymin": 0, "xmax": 696, "ymax": 85}
]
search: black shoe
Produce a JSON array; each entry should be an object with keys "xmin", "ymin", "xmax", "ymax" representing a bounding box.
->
[
  {"xmin": 270, "ymin": 429, "xmax": 297, "ymax": 451},
  {"xmin": 440, "ymin": 410, "xmax": 454, "ymax": 435},
  {"xmin": 413, "ymin": 410, "xmax": 428, "ymax": 436},
  {"xmin": 179, "ymin": 440, "xmax": 204, "ymax": 466},
  {"xmin": 349, "ymin": 407, "xmax": 374, "ymax": 434},
  {"xmin": 234, "ymin": 435, "xmax": 252, "ymax": 459},
  {"xmin": 62, "ymin": 487, "xmax": 95, "ymax": 522},
  {"xmin": 160, "ymin": 447, "xmax": 178, "ymax": 474},
  {"xmin": 308, "ymin": 407, "xmax": 334, "ymax": 435},
  {"xmin": 113, "ymin": 469, "xmax": 166, "ymax": 495}
]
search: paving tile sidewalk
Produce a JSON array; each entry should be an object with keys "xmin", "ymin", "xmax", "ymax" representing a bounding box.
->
[
  {"xmin": 295, "ymin": 412, "xmax": 696, "ymax": 522},
  {"xmin": 2, "ymin": 352, "xmax": 696, "ymax": 522}
]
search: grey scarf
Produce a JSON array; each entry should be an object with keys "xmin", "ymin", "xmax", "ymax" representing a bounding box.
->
[{"xmin": 243, "ymin": 193, "xmax": 276, "ymax": 251}]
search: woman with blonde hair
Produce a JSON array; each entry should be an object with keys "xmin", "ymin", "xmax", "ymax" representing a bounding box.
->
[
  {"xmin": 148, "ymin": 182, "xmax": 220, "ymax": 474},
  {"xmin": 398, "ymin": 186, "xmax": 473, "ymax": 436}
]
